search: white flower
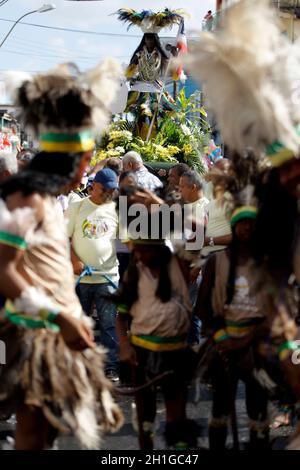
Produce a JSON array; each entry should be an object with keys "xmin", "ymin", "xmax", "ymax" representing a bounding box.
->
[
  {"xmin": 181, "ymin": 124, "xmax": 191, "ymax": 136},
  {"xmin": 115, "ymin": 146, "xmax": 125, "ymax": 154}
]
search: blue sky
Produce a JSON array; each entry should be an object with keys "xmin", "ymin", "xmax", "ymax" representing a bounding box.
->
[{"xmin": 0, "ymin": 0, "xmax": 215, "ymax": 72}]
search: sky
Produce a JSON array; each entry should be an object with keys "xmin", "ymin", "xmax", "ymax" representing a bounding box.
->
[{"xmin": 0, "ymin": 0, "xmax": 215, "ymax": 73}]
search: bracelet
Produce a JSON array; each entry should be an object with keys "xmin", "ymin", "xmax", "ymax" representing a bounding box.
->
[
  {"xmin": 213, "ymin": 329, "xmax": 229, "ymax": 343},
  {"xmin": 117, "ymin": 303, "xmax": 129, "ymax": 314},
  {"xmin": 277, "ymin": 340, "xmax": 299, "ymax": 361}
]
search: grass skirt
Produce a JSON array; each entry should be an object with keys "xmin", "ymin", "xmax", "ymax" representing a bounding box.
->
[{"xmin": 0, "ymin": 319, "xmax": 123, "ymax": 448}]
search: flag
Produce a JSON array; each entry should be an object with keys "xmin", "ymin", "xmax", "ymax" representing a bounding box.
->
[{"xmin": 173, "ymin": 20, "xmax": 188, "ymax": 81}]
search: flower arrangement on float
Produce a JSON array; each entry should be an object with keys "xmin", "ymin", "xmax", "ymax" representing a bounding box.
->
[{"xmin": 92, "ymin": 89, "xmax": 211, "ymax": 174}]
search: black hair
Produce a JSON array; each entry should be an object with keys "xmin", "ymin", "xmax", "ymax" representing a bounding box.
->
[
  {"xmin": 225, "ymin": 231, "xmax": 240, "ymax": 305},
  {"xmin": 113, "ymin": 244, "xmax": 173, "ymax": 310},
  {"xmin": 130, "ymin": 33, "xmax": 168, "ymax": 67},
  {"xmin": 252, "ymin": 167, "xmax": 298, "ymax": 275},
  {"xmin": 171, "ymin": 163, "xmax": 190, "ymax": 177},
  {"xmin": 150, "ymin": 245, "xmax": 173, "ymax": 302},
  {"xmin": 105, "ymin": 157, "xmax": 122, "ymax": 176},
  {"xmin": 0, "ymin": 170, "xmax": 65, "ymax": 198},
  {"xmin": 119, "ymin": 171, "xmax": 136, "ymax": 184},
  {"xmin": 181, "ymin": 170, "xmax": 204, "ymax": 190},
  {"xmin": 0, "ymin": 151, "xmax": 83, "ymax": 198}
]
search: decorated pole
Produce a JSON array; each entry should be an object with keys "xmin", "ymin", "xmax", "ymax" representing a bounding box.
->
[
  {"xmin": 146, "ymin": 17, "xmax": 188, "ymax": 141},
  {"xmin": 116, "ymin": 8, "xmax": 185, "ymax": 140}
]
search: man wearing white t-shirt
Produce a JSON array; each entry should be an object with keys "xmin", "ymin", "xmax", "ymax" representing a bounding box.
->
[
  {"xmin": 179, "ymin": 170, "xmax": 209, "ymax": 245},
  {"xmin": 66, "ymin": 169, "xmax": 119, "ymax": 381},
  {"xmin": 179, "ymin": 170, "xmax": 209, "ymax": 345}
]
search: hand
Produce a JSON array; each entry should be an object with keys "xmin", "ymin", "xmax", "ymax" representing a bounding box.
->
[
  {"xmin": 73, "ymin": 260, "xmax": 85, "ymax": 276},
  {"xmin": 55, "ymin": 313, "xmax": 95, "ymax": 351},
  {"xmin": 119, "ymin": 341, "xmax": 138, "ymax": 366},
  {"xmin": 130, "ymin": 189, "xmax": 164, "ymax": 208}
]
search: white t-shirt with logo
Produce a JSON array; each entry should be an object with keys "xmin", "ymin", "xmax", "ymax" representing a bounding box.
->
[{"xmin": 66, "ymin": 197, "xmax": 119, "ymax": 284}]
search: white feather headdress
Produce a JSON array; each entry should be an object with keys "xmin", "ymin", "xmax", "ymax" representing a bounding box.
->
[
  {"xmin": 184, "ymin": 0, "xmax": 300, "ymax": 158},
  {"xmin": 4, "ymin": 59, "xmax": 123, "ymax": 136}
]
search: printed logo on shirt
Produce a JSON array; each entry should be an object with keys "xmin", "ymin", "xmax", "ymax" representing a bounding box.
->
[
  {"xmin": 82, "ymin": 216, "xmax": 114, "ymax": 239},
  {"xmin": 234, "ymin": 276, "xmax": 250, "ymax": 300},
  {"xmin": 230, "ymin": 275, "xmax": 258, "ymax": 312}
]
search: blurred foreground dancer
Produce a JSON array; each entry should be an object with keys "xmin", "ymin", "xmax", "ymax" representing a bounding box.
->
[{"xmin": 0, "ymin": 61, "xmax": 123, "ymax": 449}]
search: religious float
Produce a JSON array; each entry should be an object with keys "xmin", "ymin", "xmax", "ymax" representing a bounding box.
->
[{"xmin": 92, "ymin": 8, "xmax": 215, "ymax": 175}]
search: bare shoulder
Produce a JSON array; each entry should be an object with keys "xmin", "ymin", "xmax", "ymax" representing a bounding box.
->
[{"xmin": 5, "ymin": 191, "xmax": 45, "ymax": 223}]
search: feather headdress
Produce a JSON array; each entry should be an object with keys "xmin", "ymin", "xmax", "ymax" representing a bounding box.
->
[
  {"xmin": 184, "ymin": 0, "xmax": 300, "ymax": 164},
  {"xmin": 5, "ymin": 59, "xmax": 122, "ymax": 153},
  {"xmin": 116, "ymin": 8, "xmax": 185, "ymax": 33},
  {"xmin": 210, "ymin": 150, "xmax": 262, "ymax": 225}
]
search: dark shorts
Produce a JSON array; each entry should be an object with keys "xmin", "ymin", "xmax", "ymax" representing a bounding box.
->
[{"xmin": 133, "ymin": 346, "xmax": 192, "ymax": 399}]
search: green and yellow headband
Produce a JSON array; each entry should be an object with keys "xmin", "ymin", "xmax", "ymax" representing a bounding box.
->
[
  {"xmin": 230, "ymin": 205, "xmax": 258, "ymax": 226},
  {"xmin": 266, "ymin": 124, "xmax": 300, "ymax": 168},
  {"xmin": 39, "ymin": 130, "xmax": 95, "ymax": 153}
]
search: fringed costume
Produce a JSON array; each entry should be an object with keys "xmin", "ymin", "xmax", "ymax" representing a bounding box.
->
[
  {"xmin": 184, "ymin": 0, "xmax": 300, "ymax": 449},
  {"xmin": 0, "ymin": 60, "xmax": 124, "ymax": 448}
]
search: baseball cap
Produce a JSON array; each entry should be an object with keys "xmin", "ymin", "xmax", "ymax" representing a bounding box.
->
[{"xmin": 94, "ymin": 168, "xmax": 118, "ymax": 190}]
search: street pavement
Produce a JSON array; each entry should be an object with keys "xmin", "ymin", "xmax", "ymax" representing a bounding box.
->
[{"xmin": 0, "ymin": 383, "xmax": 294, "ymax": 450}]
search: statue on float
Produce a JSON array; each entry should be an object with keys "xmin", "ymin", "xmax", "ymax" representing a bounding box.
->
[{"xmin": 116, "ymin": 8, "xmax": 185, "ymax": 139}]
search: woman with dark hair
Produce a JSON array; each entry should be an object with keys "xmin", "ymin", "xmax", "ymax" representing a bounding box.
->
[
  {"xmin": 252, "ymin": 167, "xmax": 298, "ymax": 276},
  {"xmin": 0, "ymin": 61, "xmax": 124, "ymax": 449},
  {"xmin": 195, "ymin": 205, "xmax": 269, "ymax": 450},
  {"xmin": 250, "ymin": 163, "xmax": 300, "ymax": 442},
  {"xmin": 114, "ymin": 235, "xmax": 198, "ymax": 450}
]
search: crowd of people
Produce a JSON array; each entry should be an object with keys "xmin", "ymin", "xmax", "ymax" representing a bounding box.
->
[
  {"xmin": 56, "ymin": 148, "xmax": 247, "ymax": 449},
  {"xmin": 2, "ymin": 140, "xmax": 299, "ymax": 451},
  {"xmin": 1, "ymin": 0, "xmax": 300, "ymax": 453}
]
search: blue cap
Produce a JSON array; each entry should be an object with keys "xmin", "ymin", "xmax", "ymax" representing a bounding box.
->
[{"xmin": 94, "ymin": 168, "xmax": 118, "ymax": 190}]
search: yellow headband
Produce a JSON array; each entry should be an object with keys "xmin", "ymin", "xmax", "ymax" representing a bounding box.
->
[
  {"xmin": 39, "ymin": 130, "xmax": 95, "ymax": 153},
  {"xmin": 266, "ymin": 124, "xmax": 300, "ymax": 167},
  {"xmin": 230, "ymin": 205, "xmax": 258, "ymax": 226}
]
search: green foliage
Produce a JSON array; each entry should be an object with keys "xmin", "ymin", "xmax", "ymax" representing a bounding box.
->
[{"xmin": 92, "ymin": 88, "xmax": 211, "ymax": 174}]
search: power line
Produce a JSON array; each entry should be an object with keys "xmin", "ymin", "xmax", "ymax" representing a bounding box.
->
[
  {"xmin": 0, "ymin": 47, "xmax": 130, "ymax": 62},
  {"xmin": 0, "ymin": 17, "xmax": 142, "ymax": 38},
  {"xmin": 4, "ymin": 41, "xmax": 108, "ymax": 61},
  {"xmin": 2, "ymin": 48, "xmax": 102, "ymax": 62},
  {"xmin": 7, "ymin": 36, "xmax": 117, "ymax": 59},
  {"xmin": 0, "ymin": 17, "xmax": 197, "ymax": 39},
  {"xmin": 0, "ymin": 17, "xmax": 200, "ymax": 40}
]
